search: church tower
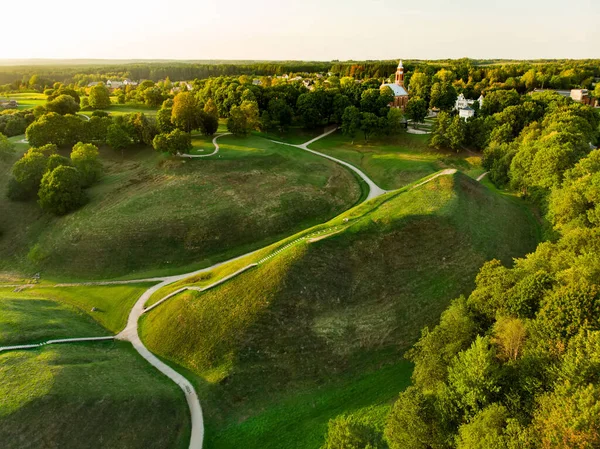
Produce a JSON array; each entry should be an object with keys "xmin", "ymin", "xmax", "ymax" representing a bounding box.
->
[{"xmin": 395, "ymin": 60, "xmax": 404, "ymax": 87}]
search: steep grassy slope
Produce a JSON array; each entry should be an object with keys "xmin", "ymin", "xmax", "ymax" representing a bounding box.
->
[
  {"xmin": 0, "ymin": 342, "xmax": 189, "ymax": 449},
  {"xmin": 0, "ymin": 134, "xmax": 360, "ymax": 280},
  {"xmin": 141, "ymin": 172, "xmax": 540, "ymax": 449},
  {"xmin": 310, "ymin": 131, "xmax": 483, "ymax": 190}
]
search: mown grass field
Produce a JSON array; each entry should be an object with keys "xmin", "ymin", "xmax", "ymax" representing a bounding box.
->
[
  {"xmin": 0, "ymin": 283, "xmax": 152, "ymax": 335},
  {"xmin": 310, "ymin": 131, "xmax": 483, "ymax": 190},
  {"xmin": 0, "ymin": 342, "xmax": 189, "ymax": 449},
  {"xmin": 0, "ymin": 294, "xmax": 107, "ymax": 346},
  {"xmin": 0, "ymin": 134, "xmax": 361, "ymax": 280},
  {"xmin": 141, "ymin": 172, "xmax": 540, "ymax": 449},
  {"xmin": 0, "ymin": 92, "xmax": 46, "ymax": 110}
]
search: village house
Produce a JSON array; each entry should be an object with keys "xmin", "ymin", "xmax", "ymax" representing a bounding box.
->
[
  {"xmin": 454, "ymin": 93, "xmax": 484, "ymax": 111},
  {"xmin": 106, "ymin": 80, "xmax": 124, "ymax": 89},
  {"xmin": 0, "ymin": 99, "xmax": 18, "ymax": 109},
  {"xmin": 381, "ymin": 60, "xmax": 409, "ymax": 110}
]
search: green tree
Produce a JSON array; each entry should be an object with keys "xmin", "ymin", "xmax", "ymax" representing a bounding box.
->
[
  {"xmin": 0, "ymin": 133, "xmax": 15, "ymax": 161},
  {"xmin": 172, "ymin": 92, "xmax": 200, "ymax": 133},
  {"xmin": 157, "ymin": 106, "xmax": 175, "ymax": 133},
  {"xmin": 447, "ymin": 115, "xmax": 467, "ymax": 151},
  {"xmin": 38, "ymin": 165, "xmax": 86, "ymax": 215},
  {"xmin": 387, "ymin": 108, "xmax": 405, "ymax": 134},
  {"xmin": 429, "ymin": 82, "xmax": 457, "ymax": 110},
  {"xmin": 268, "ymin": 98, "xmax": 293, "ymax": 131},
  {"xmin": 106, "ymin": 124, "xmax": 132, "ymax": 157},
  {"xmin": 11, "ymin": 151, "xmax": 48, "ymax": 197},
  {"xmin": 201, "ymin": 112, "xmax": 218, "ymax": 136},
  {"xmin": 45, "ymin": 154, "xmax": 72, "ymax": 173},
  {"xmin": 456, "ymin": 404, "xmax": 510, "ymax": 449},
  {"xmin": 71, "ymin": 142, "xmax": 102, "ymax": 187},
  {"xmin": 88, "ymin": 84, "xmax": 111, "ymax": 109},
  {"xmin": 227, "ymin": 105, "xmax": 249, "ymax": 136},
  {"xmin": 408, "ymin": 72, "xmax": 431, "ymax": 101},
  {"xmin": 342, "ymin": 106, "xmax": 361, "ymax": 144},
  {"xmin": 405, "ymin": 97, "xmax": 428, "ymax": 126},
  {"xmin": 447, "ymin": 336, "xmax": 501, "ymax": 418},
  {"xmin": 203, "ymin": 98, "xmax": 218, "ymax": 118},
  {"xmin": 46, "ymin": 94, "xmax": 80, "ymax": 115},
  {"xmin": 240, "ymin": 100, "xmax": 259, "ymax": 131},
  {"xmin": 321, "ymin": 415, "xmax": 385, "ymax": 449},
  {"xmin": 152, "ymin": 129, "xmax": 192, "ymax": 155},
  {"xmin": 360, "ymin": 112, "xmax": 379, "ymax": 142}
]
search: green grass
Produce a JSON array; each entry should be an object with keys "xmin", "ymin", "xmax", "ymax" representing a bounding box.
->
[
  {"xmin": 310, "ymin": 131, "xmax": 481, "ymax": 190},
  {"xmin": 0, "ymin": 93, "xmax": 46, "ymax": 111},
  {"xmin": 0, "ymin": 341, "xmax": 189, "ymax": 449},
  {"xmin": 0, "ymin": 295, "xmax": 108, "ymax": 346},
  {"xmin": 0, "ymin": 284, "xmax": 153, "ymax": 334},
  {"xmin": 80, "ymin": 99, "xmax": 159, "ymax": 116},
  {"xmin": 0, "ymin": 134, "xmax": 360, "ymax": 280},
  {"xmin": 254, "ymin": 126, "xmax": 326, "ymax": 145},
  {"xmin": 141, "ymin": 171, "xmax": 540, "ymax": 449}
]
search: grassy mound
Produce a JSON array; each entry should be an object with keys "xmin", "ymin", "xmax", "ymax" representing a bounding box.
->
[
  {"xmin": 0, "ymin": 283, "xmax": 152, "ymax": 336},
  {"xmin": 0, "ymin": 342, "xmax": 189, "ymax": 449},
  {"xmin": 0, "ymin": 134, "xmax": 360, "ymax": 280},
  {"xmin": 310, "ymin": 131, "xmax": 483, "ymax": 190},
  {"xmin": 141, "ymin": 172, "xmax": 540, "ymax": 449}
]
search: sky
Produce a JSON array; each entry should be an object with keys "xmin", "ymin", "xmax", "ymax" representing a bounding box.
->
[{"xmin": 1, "ymin": 0, "xmax": 598, "ymax": 61}]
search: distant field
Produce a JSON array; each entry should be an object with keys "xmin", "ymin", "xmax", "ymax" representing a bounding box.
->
[
  {"xmin": 141, "ymin": 172, "xmax": 540, "ymax": 448},
  {"xmin": 310, "ymin": 131, "xmax": 482, "ymax": 190},
  {"xmin": 0, "ymin": 93, "xmax": 46, "ymax": 110},
  {"xmin": 0, "ymin": 134, "xmax": 361, "ymax": 280},
  {"xmin": 0, "ymin": 342, "xmax": 189, "ymax": 449},
  {"xmin": 0, "ymin": 284, "xmax": 153, "ymax": 334}
]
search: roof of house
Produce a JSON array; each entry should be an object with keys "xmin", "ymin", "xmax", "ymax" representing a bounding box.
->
[{"xmin": 382, "ymin": 83, "xmax": 408, "ymax": 96}]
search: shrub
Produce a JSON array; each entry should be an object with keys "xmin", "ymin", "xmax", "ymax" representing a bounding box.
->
[{"xmin": 38, "ymin": 166, "xmax": 86, "ymax": 215}]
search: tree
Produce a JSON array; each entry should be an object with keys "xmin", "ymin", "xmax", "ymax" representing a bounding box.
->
[
  {"xmin": 106, "ymin": 124, "xmax": 132, "ymax": 157},
  {"xmin": 0, "ymin": 133, "xmax": 15, "ymax": 161},
  {"xmin": 88, "ymin": 84, "xmax": 111, "ymax": 109},
  {"xmin": 456, "ymin": 404, "xmax": 510, "ymax": 449},
  {"xmin": 227, "ymin": 105, "xmax": 249, "ymax": 136},
  {"xmin": 447, "ymin": 115, "xmax": 467, "ymax": 151},
  {"xmin": 268, "ymin": 98, "xmax": 293, "ymax": 131},
  {"xmin": 46, "ymin": 154, "xmax": 72, "ymax": 173},
  {"xmin": 360, "ymin": 112, "xmax": 379, "ymax": 142},
  {"xmin": 405, "ymin": 97, "xmax": 428, "ymax": 125},
  {"xmin": 38, "ymin": 165, "xmax": 86, "ymax": 215},
  {"xmin": 11, "ymin": 151, "xmax": 48, "ymax": 197},
  {"xmin": 141, "ymin": 87, "xmax": 164, "ymax": 107},
  {"xmin": 387, "ymin": 108, "xmax": 405, "ymax": 134},
  {"xmin": 447, "ymin": 336, "xmax": 501, "ymax": 418},
  {"xmin": 157, "ymin": 106, "xmax": 175, "ymax": 133},
  {"xmin": 240, "ymin": 100, "xmax": 259, "ymax": 131},
  {"xmin": 203, "ymin": 98, "xmax": 218, "ymax": 118},
  {"xmin": 26, "ymin": 113, "xmax": 85, "ymax": 147},
  {"xmin": 429, "ymin": 82, "xmax": 458, "ymax": 110},
  {"xmin": 152, "ymin": 129, "xmax": 192, "ymax": 155},
  {"xmin": 321, "ymin": 414, "xmax": 385, "ymax": 449},
  {"xmin": 71, "ymin": 142, "xmax": 102, "ymax": 187},
  {"xmin": 172, "ymin": 92, "xmax": 200, "ymax": 133},
  {"xmin": 201, "ymin": 112, "xmax": 218, "ymax": 136},
  {"xmin": 408, "ymin": 72, "xmax": 431, "ymax": 101},
  {"xmin": 492, "ymin": 317, "xmax": 527, "ymax": 362},
  {"xmin": 46, "ymin": 94, "xmax": 80, "ymax": 115},
  {"xmin": 341, "ymin": 106, "xmax": 361, "ymax": 144}
]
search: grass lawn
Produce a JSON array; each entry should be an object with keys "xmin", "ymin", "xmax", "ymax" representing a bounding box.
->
[
  {"xmin": 141, "ymin": 172, "xmax": 540, "ymax": 449},
  {"xmin": 0, "ymin": 341, "xmax": 189, "ymax": 449},
  {"xmin": 310, "ymin": 130, "xmax": 481, "ymax": 190},
  {"xmin": 254, "ymin": 126, "xmax": 327, "ymax": 145},
  {"xmin": 0, "ymin": 284, "xmax": 153, "ymax": 334},
  {"xmin": 0, "ymin": 93, "xmax": 46, "ymax": 111},
  {"xmin": 0, "ymin": 294, "xmax": 108, "ymax": 346},
  {"xmin": 0, "ymin": 134, "xmax": 361, "ymax": 280},
  {"xmin": 80, "ymin": 98, "xmax": 159, "ymax": 116}
]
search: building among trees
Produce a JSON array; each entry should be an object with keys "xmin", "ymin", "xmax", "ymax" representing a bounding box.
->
[{"xmin": 381, "ymin": 60, "xmax": 409, "ymax": 110}]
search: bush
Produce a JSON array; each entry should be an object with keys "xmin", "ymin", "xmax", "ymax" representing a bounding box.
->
[
  {"xmin": 38, "ymin": 166, "xmax": 86, "ymax": 215},
  {"xmin": 152, "ymin": 129, "xmax": 192, "ymax": 155},
  {"xmin": 71, "ymin": 142, "xmax": 102, "ymax": 187}
]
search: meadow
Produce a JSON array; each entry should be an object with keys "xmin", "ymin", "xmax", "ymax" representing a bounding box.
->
[
  {"xmin": 310, "ymin": 131, "xmax": 483, "ymax": 190},
  {"xmin": 0, "ymin": 134, "xmax": 361, "ymax": 280},
  {"xmin": 0, "ymin": 342, "xmax": 190, "ymax": 449},
  {"xmin": 141, "ymin": 171, "xmax": 540, "ymax": 448}
]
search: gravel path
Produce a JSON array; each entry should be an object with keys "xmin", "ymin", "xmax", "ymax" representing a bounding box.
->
[{"xmin": 270, "ymin": 128, "xmax": 388, "ymax": 201}]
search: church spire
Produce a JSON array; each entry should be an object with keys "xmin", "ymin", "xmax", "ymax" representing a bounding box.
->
[{"xmin": 395, "ymin": 60, "xmax": 404, "ymax": 87}]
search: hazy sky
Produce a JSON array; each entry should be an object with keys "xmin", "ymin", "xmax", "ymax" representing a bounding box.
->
[{"xmin": 2, "ymin": 0, "xmax": 598, "ymax": 60}]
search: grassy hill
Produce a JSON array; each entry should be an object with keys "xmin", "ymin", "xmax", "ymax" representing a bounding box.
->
[
  {"xmin": 0, "ymin": 342, "xmax": 189, "ymax": 449},
  {"xmin": 0, "ymin": 134, "xmax": 360, "ymax": 280},
  {"xmin": 310, "ymin": 132, "xmax": 484, "ymax": 190},
  {"xmin": 140, "ymin": 171, "xmax": 540, "ymax": 449}
]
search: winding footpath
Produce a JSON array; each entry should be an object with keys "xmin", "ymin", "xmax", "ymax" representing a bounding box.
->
[
  {"xmin": 2, "ymin": 128, "xmax": 469, "ymax": 449},
  {"xmin": 270, "ymin": 127, "xmax": 388, "ymax": 200},
  {"xmin": 178, "ymin": 132, "xmax": 232, "ymax": 158}
]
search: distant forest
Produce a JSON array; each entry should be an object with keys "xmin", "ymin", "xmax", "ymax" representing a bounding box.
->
[{"xmin": 1, "ymin": 59, "xmax": 599, "ymax": 86}]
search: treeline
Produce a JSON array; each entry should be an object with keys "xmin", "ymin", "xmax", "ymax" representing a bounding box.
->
[{"xmin": 1, "ymin": 59, "xmax": 599, "ymax": 92}]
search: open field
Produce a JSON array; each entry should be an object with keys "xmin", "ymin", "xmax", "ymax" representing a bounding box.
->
[
  {"xmin": 0, "ymin": 294, "xmax": 107, "ymax": 346},
  {"xmin": 141, "ymin": 171, "xmax": 540, "ymax": 448},
  {"xmin": 0, "ymin": 284, "xmax": 153, "ymax": 335},
  {"xmin": 0, "ymin": 134, "xmax": 361, "ymax": 280},
  {"xmin": 0, "ymin": 92, "xmax": 46, "ymax": 110},
  {"xmin": 310, "ymin": 131, "xmax": 482, "ymax": 190},
  {"xmin": 0, "ymin": 342, "xmax": 189, "ymax": 449}
]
